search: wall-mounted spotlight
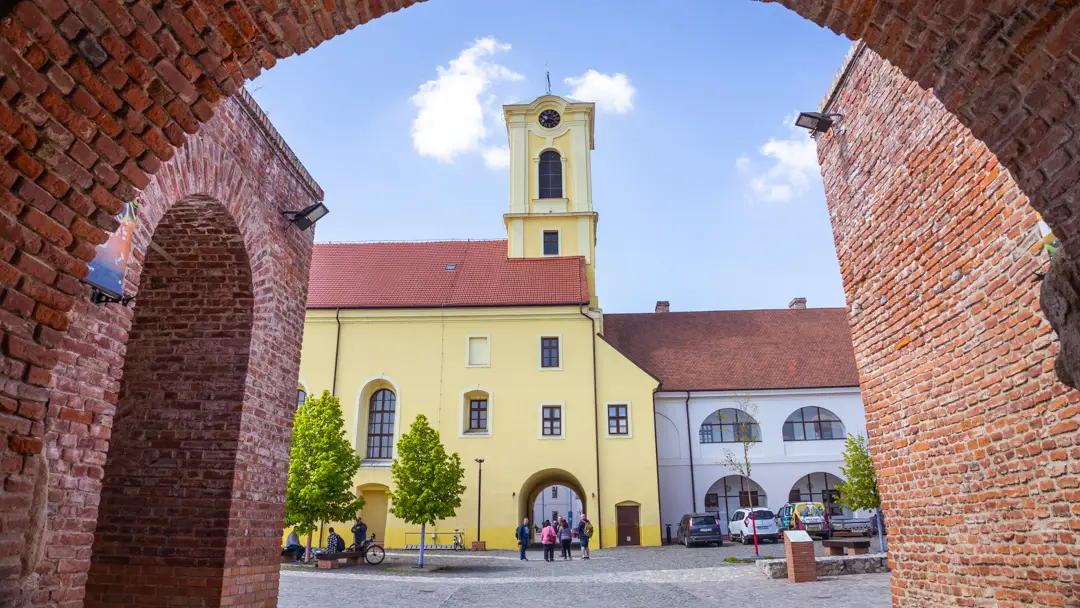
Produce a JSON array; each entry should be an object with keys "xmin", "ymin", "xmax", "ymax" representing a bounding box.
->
[
  {"xmin": 282, "ymin": 202, "xmax": 329, "ymax": 230},
  {"xmin": 794, "ymin": 111, "xmax": 843, "ymax": 135}
]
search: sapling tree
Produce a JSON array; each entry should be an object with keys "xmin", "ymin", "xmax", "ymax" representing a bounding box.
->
[
  {"xmin": 388, "ymin": 414, "xmax": 467, "ymax": 567},
  {"xmin": 719, "ymin": 395, "xmax": 762, "ymax": 554},
  {"xmin": 838, "ymin": 433, "xmax": 885, "ymax": 552},
  {"xmin": 285, "ymin": 390, "xmax": 365, "ymax": 560}
]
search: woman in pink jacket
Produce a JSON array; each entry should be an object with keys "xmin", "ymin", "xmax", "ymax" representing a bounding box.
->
[{"xmin": 541, "ymin": 520, "xmax": 557, "ymax": 562}]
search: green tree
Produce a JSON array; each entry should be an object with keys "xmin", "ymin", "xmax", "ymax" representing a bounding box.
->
[
  {"xmin": 388, "ymin": 414, "xmax": 466, "ymax": 566},
  {"xmin": 285, "ymin": 390, "xmax": 364, "ymax": 559},
  {"xmin": 838, "ymin": 433, "xmax": 884, "ymax": 551}
]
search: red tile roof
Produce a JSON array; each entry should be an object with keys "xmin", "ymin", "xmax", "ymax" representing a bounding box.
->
[
  {"xmin": 602, "ymin": 308, "xmax": 860, "ymax": 391},
  {"xmin": 307, "ymin": 240, "xmax": 590, "ymax": 309}
]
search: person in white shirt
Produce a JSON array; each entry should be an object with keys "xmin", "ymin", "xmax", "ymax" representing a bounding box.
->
[{"xmin": 284, "ymin": 530, "xmax": 304, "ymax": 561}]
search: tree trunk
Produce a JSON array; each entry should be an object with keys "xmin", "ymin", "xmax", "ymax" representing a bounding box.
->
[
  {"xmin": 305, "ymin": 533, "xmax": 313, "ymax": 563},
  {"xmin": 419, "ymin": 522, "xmax": 426, "ymax": 567}
]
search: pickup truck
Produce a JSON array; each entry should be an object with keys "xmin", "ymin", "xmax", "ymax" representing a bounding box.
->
[{"xmin": 829, "ymin": 516, "xmax": 873, "ymax": 536}]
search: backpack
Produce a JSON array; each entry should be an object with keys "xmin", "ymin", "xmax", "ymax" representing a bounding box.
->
[{"xmin": 584, "ymin": 521, "xmax": 594, "ymax": 538}]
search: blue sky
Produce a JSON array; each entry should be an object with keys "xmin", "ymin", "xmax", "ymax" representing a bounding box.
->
[{"xmin": 248, "ymin": 0, "xmax": 852, "ymax": 314}]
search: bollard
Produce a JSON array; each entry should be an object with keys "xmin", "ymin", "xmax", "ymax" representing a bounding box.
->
[
  {"xmin": 666, "ymin": 523, "xmax": 672, "ymax": 545},
  {"xmin": 784, "ymin": 530, "xmax": 816, "ymax": 582}
]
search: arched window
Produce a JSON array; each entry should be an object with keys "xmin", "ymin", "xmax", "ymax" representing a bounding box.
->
[
  {"xmin": 783, "ymin": 407, "xmax": 846, "ymax": 441},
  {"xmin": 367, "ymin": 389, "xmax": 396, "ymax": 458},
  {"xmin": 538, "ymin": 151, "xmax": 562, "ymax": 199},
  {"xmin": 699, "ymin": 408, "xmax": 761, "ymax": 443},
  {"xmin": 296, "ymin": 388, "xmax": 307, "ymax": 410}
]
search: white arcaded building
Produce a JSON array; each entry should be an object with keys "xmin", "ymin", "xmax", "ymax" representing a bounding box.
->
[{"xmin": 601, "ymin": 299, "xmax": 870, "ymax": 535}]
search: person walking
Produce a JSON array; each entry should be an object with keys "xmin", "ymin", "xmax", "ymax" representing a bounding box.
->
[
  {"xmin": 541, "ymin": 520, "xmax": 557, "ymax": 562},
  {"xmin": 558, "ymin": 517, "xmax": 573, "ymax": 560},
  {"xmin": 516, "ymin": 517, "xmax": 531, "ymax": 561},
  {"xmin": 577, "ymin": 514, "xmax": 593, "ymax": 560}
]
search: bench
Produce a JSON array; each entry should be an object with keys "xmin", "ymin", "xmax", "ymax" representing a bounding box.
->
[
  {"xmin": 316, "ymin": 551, "xmax": 362, "ymax": 568},
  {"xmin": 280, "ymin": 549, "xmax": 297, "ymax": 563},
  {"xmin": 823, "ymin": 538, "xmax": 871, "ymax": 556}
]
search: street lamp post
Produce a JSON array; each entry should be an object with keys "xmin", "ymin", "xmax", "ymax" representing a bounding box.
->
[{"xmin": 475, "ymin": 458, "xmax": 485, "ymax": 544}]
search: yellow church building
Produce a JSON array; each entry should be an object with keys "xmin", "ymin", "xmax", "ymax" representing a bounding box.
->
[{"xmin": 296, "ymin": 95, "xmax": 663, "ymax": 550}]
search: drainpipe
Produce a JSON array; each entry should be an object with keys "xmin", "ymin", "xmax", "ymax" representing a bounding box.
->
[
  {"xmin": 331, "ymin": 308, "xmax": 342, "ymax": 397},
  {"xmin": 685, "ymin": 391, "xmax": 697, "ymax": 512},
  {"xmin": 580, "ymin": 304, "xmax": 602, "ymax": 547}
]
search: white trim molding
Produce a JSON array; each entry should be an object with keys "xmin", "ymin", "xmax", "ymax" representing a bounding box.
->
[
  {"xmin": 604, "ymin": 400, "xmax": 634, "ymax": 439},
  {"xmin": 537, "ymin": 401, "xmax": 567, "ymax": 440},
  {"xmin": 459, "ymin": 386, "xmax": 493, "ymax": 438},
  {"xmin": 538, "ymin": 333, "xmax": 564, "ymax": 371}
]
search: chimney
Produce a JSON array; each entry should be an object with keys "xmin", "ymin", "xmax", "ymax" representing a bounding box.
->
[
  {"xmin": 789, "ymin": 297, "xmax": 807, "ymax": 310},
  {"xmin": 655, "ymin": 301, "xmax": 670, "ymax": 313}
]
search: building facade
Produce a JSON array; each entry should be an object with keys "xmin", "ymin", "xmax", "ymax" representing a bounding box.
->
[
  {"xmin": 297, "ymin": 95, "xmax": 662, "ymax": 550},
  {"xmin": 603, "ymin": 302, "xmax": 869, "ymax": 535}
]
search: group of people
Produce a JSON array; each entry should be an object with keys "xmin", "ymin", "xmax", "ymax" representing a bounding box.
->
[
  {"xmin": 516, "ymin": 513, "xmax": 593, "ymax": 561},
  {"xmin": 283, "ymin": 516, "xmax": 369, "ymax": 562}
]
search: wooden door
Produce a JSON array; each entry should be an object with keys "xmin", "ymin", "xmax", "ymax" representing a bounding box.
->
[{"xmin": 616, "ymin": 505, "xmax": 640, "ymax": 546}]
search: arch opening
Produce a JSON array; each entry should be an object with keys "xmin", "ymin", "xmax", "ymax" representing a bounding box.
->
[
  {"xmin": 518, "ymin": 469, "xmax": 589, "ymax": 533},
  {"xmin": 788, "ymin": 472, "xmax": 848, "ymax": 517},
  {"xmin": 85, "ymin": 198, "xmax": 254, "ymax": 606},
  {"xmin": 704, "ymin": 475, "xmax": 768, "ymax": 535}
]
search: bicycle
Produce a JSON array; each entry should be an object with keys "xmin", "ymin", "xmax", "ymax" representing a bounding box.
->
[
  {"xmin": 348, "ymin": 533, "xmax": 386, "ymax": 565},
  {"xmin": 452, "ymin": 529, "xmax": 465, "ymax": 551}
]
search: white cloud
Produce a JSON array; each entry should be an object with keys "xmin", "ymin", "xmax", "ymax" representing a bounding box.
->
[
  {"xmin": 410, "ymin": 37, "xmax": 523, "ymax": 164},
  {"xmin": 737, "ymin": 123, "xmax": 820, "ymax": 203},
  {"xmin": 483, "ymin": 145, "xmax": 510, "ymax": 169},
  {"xmin": 564, "ymin": 70, "xmax": 636, "ymax": 113}
]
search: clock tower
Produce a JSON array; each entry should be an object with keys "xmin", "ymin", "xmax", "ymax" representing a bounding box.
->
[{"xmin": 503, "ymin": 95, "xmax": 599, "ymax": 307}]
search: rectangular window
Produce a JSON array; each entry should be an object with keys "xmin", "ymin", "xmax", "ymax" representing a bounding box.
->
[
  {"xmin": 543, "ymin": 230, "xmax": 559, "ymax": 255},
  {"xmin": 541, "ymin": 337, "xmax": 560, "ymax": 368},
  {"xmin": 542, "ymin": 405, "xmax": 562, "ymax": 436},
  {"xmin": 468, "ymin": 399, "xmax": 487, "ymax": 431},
  {"xmin": 551, "ymin": 487, "xmax": 558, "ymax": 499},
  {"xmin": 467, "ymin": 336, "xmax": 490, "ymax": 367},
  {"xmin": 739, "ymin": 491, "xmax": 760, "ymax": 508},
  {"xmin": 607, "ymin": 404, "xmax": 629, "ymax": 435}
]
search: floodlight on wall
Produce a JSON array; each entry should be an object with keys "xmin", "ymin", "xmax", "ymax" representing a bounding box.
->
[
  {"xmin": 282, "ymin": 202, "xmax": 329, "ymax": 230},
  {"xmin": 794, "ymin": 111, "xmax": 843, "ymax": 134}
]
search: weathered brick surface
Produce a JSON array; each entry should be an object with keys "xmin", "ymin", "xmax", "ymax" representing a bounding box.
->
[
  {"xmin": 14, "ymin": 93, "xmax": 318, "ymax": 608},
  {"xmin": 0, "ymin": 0, "xmax": 1077, "ymax": 606},
  {"xmin": 818, "ymin": 47, "xmax": 1080, "ymax": 607}
]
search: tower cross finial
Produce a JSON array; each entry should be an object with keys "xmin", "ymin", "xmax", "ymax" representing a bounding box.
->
[{"xmin": 545, "ymin": 68, "xmax": 551, "ymax": 95}]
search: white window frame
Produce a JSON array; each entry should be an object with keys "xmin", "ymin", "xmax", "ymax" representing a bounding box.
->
[
  {"xmin": 465, "ymin": 334, "xmax": 491, "ymax": 368},
  {"xmin": 604, "ymin": 400, "xmax": 633, "ymax": 438},
  {"xmin": 537, "ymin": 401, "xmax": 566, "ymax": 440},
  {"xmin": 539, "ymin": 334, "xmax": 563, "ymax": 371},
  {"xmin": 541, "ymin": 228, "xmax": 561, "ymax": 256},
  {"xmin": 459, "ymin": 386, "xmax": 493, "ymax": 438}
]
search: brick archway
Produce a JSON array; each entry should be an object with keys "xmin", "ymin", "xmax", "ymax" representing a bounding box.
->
[
  {"xmin": 85, "ymin": 195, "xmax": 255, "ymax": 607},
  {"xmin": 0, "ymin": 1, "xmax": 1079, "ymax": 606}
]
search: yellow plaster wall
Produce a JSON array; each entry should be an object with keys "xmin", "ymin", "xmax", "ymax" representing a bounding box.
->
[
  {"xmin": 290, "ymin": 307, "xmax": 661, "ymax": 551},
  {"xmin": 595, "ymin": 337, "xmax": 662, "ymax": 548}
]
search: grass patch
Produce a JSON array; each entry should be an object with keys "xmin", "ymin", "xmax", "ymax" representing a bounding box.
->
[{"xmin": 722, "ymin": 556, "xmax": 755, "ymax": 564}]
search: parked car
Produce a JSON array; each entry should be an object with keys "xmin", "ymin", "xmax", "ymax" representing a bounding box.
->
[
  {"xmin": 829, "ymin": 515, "xmax": 872, "ymax": 536},
  {"xmin": 676, "ymin": 513, "xmax": 724, "ymax": 547},
  {"xmin": 728, "ymin": 507, "xmax": 780, "ymax": 544},
  {"xmin": 777, "ymin": 501, "xmax": 831, "ymax": 539}
]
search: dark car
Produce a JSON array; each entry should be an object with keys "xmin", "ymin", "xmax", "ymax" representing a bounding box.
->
[{"xmin": 676, "ymin": 513, "xmax": 724, "ymax": 547}]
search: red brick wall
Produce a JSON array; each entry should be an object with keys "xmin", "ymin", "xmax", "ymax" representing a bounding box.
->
[
  {"xmin": 818, "ymin": 46, "xmax": 1080, "ymax": 607},
  {"xmin": 15, "ymin": 92, "xmax": 318, "ymax": 608}
]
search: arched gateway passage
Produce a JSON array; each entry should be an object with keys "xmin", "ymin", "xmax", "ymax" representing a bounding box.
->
[
  {"xmin": 518, "ymin": 469, "xmax": 589, "ymax": 530},
  {"xmin": 0, "ymin": 2, "xmax": 1079, "ymax": 607}
]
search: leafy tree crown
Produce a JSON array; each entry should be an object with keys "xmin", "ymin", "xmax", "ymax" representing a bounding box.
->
[
  {"xmin": 837, "ymin": 433, "xmax": 881, "ymax": 512},
  {"xmin": 388, "ymin": 414, "xmax": 467, "ymax": 526},
  {"xmin": 284, "ymin": 390, "xmax": 364, "ymax": 536}
]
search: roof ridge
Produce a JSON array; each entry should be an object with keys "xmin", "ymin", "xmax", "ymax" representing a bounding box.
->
[{"xmin": 606, "ymin": 307, "xmax": 849, "ymax": 316}]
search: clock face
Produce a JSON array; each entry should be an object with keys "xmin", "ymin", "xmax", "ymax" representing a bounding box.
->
[{"xmin": 539, "ymin": 109, "xmax": 561, "ymax": 129}]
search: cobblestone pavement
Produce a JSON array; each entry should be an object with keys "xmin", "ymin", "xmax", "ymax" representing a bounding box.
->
[{"xmin": 279, "ymin": 541, "xmax": 892, "ymax": 607}]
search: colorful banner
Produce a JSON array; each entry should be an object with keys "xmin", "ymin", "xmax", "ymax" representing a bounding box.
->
[
  {"xmin": 85, "ymin": 199, "xmax": 139, "ymax": 298},
  {"xmin": 1036, "ymin": 214, "xmax": 1060, "ymax": 257}
]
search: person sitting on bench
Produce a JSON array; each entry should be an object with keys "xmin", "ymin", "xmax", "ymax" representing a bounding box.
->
[
  {"xmin": 326, "ymin": 527, "xmax": 346, "ymax": 553},
  {"xmin": 285, "ymin": 529, "xmax": 305, "ymax": 561}
]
